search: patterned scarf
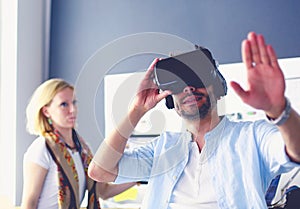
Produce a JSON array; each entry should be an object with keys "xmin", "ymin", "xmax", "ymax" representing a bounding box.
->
[{"xmin": 45, "ymin": 129, "xmax": 101, "ymax": 209}]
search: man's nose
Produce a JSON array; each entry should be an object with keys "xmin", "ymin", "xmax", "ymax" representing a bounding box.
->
[{"xmin": 183, "ymin": 86, "xmax": 196, "ymax": 94}]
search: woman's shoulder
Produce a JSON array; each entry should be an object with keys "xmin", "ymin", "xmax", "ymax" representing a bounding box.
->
[
  {"xmin": 24, "ymin": 135, "xmax": 52, "ymax": 169},
  {"xmin": 26, "ymin": 135, "xmax": 47, "ymax": 151}
]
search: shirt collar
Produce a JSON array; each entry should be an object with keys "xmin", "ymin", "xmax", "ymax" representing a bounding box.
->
[{"xmin": 186, "ymin": 116, "xmax": 228, "ymax": 163}]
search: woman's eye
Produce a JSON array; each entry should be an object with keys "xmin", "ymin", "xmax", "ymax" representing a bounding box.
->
[
  {"xmin": 73, "ymin": 100, "xmax": 77, "ymax": 105},
  {"xmin": 60, "ymin": 102, "xmax": 68, "ymax": 107}
]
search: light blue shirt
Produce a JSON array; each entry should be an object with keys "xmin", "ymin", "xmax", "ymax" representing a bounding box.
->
[{"xmin": 115, "ymin": 117, "xmax": 298, "ymax": 209}]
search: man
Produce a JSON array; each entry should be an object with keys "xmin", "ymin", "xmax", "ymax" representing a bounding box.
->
[{"xmin": 88, "ymin": 32, "xmax": 300, "ymax": 208}]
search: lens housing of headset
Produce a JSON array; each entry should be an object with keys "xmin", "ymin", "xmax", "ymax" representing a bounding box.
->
[
  {"xmin": 154, "ymin": 48, "xmax": 226, "ymax": 97},
  {"xmin": 154, "ymin": 57, "xmax": 206, "ymax": 94},
  {"xmin": 154, "ymin": 48, "xmax": 227, "ymax": 109}
]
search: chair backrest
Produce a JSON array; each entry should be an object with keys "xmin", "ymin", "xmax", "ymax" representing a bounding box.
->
[{"xmin": 284, "ymin": 186, "xmax": 300, "ymax": 209}]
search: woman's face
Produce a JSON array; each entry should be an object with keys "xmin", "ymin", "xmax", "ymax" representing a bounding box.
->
[{"xmin": 43, "ymin": 87, "xmax": 77, "ymax": 131}]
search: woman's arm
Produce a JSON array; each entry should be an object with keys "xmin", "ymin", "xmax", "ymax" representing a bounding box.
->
[{"xmin": 21, "ymin": 162, "xmax": 48, "ymax": 209}]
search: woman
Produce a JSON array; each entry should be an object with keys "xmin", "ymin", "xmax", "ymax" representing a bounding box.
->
[{"xmin": 21, "ymin": 78, "xmax": 135, "ymax": 209}]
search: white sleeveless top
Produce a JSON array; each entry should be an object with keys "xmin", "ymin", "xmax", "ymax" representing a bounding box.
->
[{"xmin": 23, "ymin": 137, "xmax": 86, "ymax": 209}]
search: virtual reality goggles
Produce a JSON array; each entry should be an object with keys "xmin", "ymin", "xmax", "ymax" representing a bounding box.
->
[{"xmin": 154, "ymin": 47, "xmax": 227, "ymax": 98}]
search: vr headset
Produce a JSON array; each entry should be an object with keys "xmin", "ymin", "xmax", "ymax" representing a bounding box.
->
[{"xmin": 154, "ymin": 46, "xmax": 227, "ymax": 109}]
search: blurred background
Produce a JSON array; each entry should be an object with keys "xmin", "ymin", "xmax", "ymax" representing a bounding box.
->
[{"xmin": 1, "ymin": 0, "xmax": 300, "ymax": 207}]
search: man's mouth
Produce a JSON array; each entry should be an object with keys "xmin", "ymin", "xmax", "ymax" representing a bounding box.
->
[{"xmin": 182, "ymin": 93, "xmax": 204, "ymax": 104}]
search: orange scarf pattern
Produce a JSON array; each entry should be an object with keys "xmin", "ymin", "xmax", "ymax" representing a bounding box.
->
[{"xmin": 45, "ymin": 130, "xmax": 101, "ymax": 209}]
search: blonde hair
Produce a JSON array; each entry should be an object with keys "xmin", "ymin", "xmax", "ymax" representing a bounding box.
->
[{"xmin": 26, "ymin": 78, "xmax": 74, "ymax": 136}]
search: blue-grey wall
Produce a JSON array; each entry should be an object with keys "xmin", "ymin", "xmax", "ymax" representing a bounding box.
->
[{"xmin": 49, "ymin": 0, "xmax": 300, "ymax": 150}]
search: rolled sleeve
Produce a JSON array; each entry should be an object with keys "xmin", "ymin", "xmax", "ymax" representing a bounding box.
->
[
  {"xmin": 258, "ymin": 121, "xmax": 300, "ymax": 176},
  {"xmin": 115, "ymin": 144, "xmax": 154, "ymax": 183}
]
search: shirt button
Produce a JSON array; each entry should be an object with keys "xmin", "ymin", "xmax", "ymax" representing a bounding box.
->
[{"xmin": 173, "ymin": 176, "xmax": 177, "ymax": 180}]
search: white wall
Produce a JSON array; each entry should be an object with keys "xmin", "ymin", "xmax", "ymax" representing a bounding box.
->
[
  {"xmin": 0, "ymin": 0, "xmax": 51, "ymax": 206},
  {"xmin": 0, "ymin": 0, "xmax": 18, "ymax": 207}
]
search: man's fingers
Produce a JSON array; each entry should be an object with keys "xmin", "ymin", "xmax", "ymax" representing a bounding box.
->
[
  {"xmin": 248, "ymin": 32, "xmax": 261, "ymax": 64},
  {"xmin": 230, "ymin": 81, "xmax": 248, "ymax": 102},
  {"xmin": 145, "ymin": 58, "xmax": 159, "ymax": 79},
  {"xmin": 267, "ymin": 45, "xmax": 280, "ymax": 70},
  {"xmin": 242, "ymin": 40, "xmax": 253, "ymax": 69},
  {"xmin": 156, "ymin": 90, "xmax": 172, "ymax": 103},
  {"xmin": 257, "ymin": 34, "xmax": 270, "ymax": 65}
]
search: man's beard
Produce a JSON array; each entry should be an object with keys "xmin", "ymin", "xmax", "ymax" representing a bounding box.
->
[{"xmin": 180, "ymin": 94, "xmax": 211, "ymax": 120}]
